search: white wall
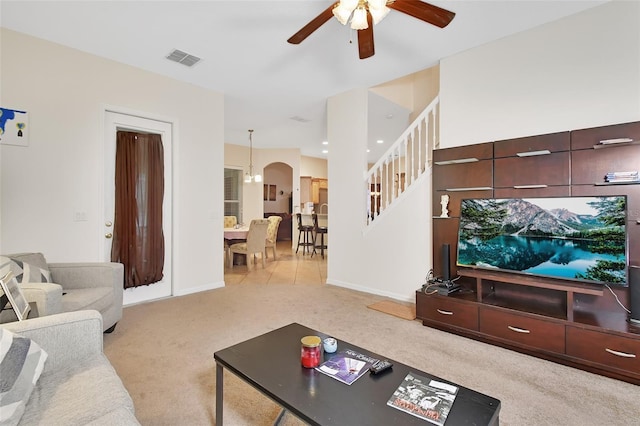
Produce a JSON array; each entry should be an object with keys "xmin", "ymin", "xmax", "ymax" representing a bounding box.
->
[
  {"xmin": 0, "ymin": 29, "xmax": 225, "ymax": 296},
  {"xmin": 440, "ymin": 1, "xmax": 640, "ymax": 148},
  {"xmin": 300, "ymin": 155, "xmax": 328, "ymax": 179},
  {"xmin": 327, "ymin": 89, "xmax": 432, "ymax": 301},
  {"xmin": 326, "ymin": 0, "xmax": 639, "ymax": 302},
  {"xmin": 3, "ymin": 1, "xmax": 639, "ymax": 304}
]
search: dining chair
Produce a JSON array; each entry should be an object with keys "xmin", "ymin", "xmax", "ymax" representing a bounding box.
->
[
  {"xmin": 295, "ymin": 213, "xmax": 314, "ymax": 255},
  {"xmin": 224, "ymin": 216, "xmax": 238, "ymax": 228},
  {"xmin": 265, "ymin": 215, "xmax": 282, "ymax": 260},
  {"xmin": 223, "ymin": 216, "xmax": 238, "ymax": 264},
  {"xmin": 228, "ymin": 219, "xmax": 269, "ymax": 270}
]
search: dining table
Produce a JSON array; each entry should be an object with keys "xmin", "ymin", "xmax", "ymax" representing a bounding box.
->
[
  {"xmin": 224, "ymin": 226, "xmax": 249, "ymax": 266},
  {"xmin": 223, "ymin": 226, "xmax": 249, "ymax": 241}
]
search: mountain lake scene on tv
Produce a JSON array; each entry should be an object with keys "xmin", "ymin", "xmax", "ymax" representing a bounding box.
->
[{"xmin": 456, "ymin": 196, "xmax": 627, "ymax": 285}]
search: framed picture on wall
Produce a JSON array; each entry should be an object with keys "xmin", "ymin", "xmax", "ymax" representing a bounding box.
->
[
  {"xmin": 0, "ymin": 107, "xmax": 29, "ymax": 147},
  {"xmin": 264, "ymin": 184, "xmax": 277, "ymax": 201}
]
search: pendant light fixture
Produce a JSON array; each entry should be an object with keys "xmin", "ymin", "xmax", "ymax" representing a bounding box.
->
[{"xmin": 245, "ymin": 129, "xmax": 262, "ymax": 183}]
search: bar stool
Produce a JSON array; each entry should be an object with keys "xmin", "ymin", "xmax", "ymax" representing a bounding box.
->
[
  {"xmin": 311, "ymin": 213, "xmax": 328, "ymax": 259},
  {"xmin": 295, "ymin": 213, "xmax": 314, "ymax": 255}
]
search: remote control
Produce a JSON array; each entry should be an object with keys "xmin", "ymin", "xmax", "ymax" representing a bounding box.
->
[{"xmin": 369, "ymin": 359, "xmax": 393, "ymax": 374}]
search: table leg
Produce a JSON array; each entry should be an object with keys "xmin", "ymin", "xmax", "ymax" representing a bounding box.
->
[
  {"xmin": 273, "ymin": 408, "xmax": 286, "ymax": 426},
  {"xmin": 216, "ymin": 363, "xmax": 223, "ymax": 425}
]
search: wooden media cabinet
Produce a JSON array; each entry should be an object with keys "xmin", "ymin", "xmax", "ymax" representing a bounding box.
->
[{"xmin": 417, "ymin": 120, "xmax": 640, "ymax": 385}]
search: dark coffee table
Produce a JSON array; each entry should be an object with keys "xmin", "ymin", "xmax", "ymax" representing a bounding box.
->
[{"xmin": 214, "ymin": 323, "xmax": 500, "ymax": 425}]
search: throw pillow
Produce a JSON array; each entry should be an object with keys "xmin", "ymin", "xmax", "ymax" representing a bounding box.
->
[
  {"xmin": 0, "ymin": 327, "xmax": 48, "ymax": 426},
  {"xmin": 0, "ymin": 256, "xmax": 51, "ymax": 284}
]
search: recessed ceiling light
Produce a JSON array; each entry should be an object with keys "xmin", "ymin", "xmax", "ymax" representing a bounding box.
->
[
  {"xmin": 367, "ymin": 149, "xmax": 370, "ymax": 153},
  {"xmin": 377, "ymin": 140, "xmax": 384, "ymax": 144},
  {"xmin": 322, "ymin": 150, "xmax": 328, "ymax": 154},
  {"xmin": 386, "ymin": 114, "xmax": 394, "ymax": 119},
  {"xmin": 322, "ymin": 141, "xmax": 329, "ymax": 145}
]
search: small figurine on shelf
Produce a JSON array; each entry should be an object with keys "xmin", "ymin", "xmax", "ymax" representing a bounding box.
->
[{"xmin": 440, "ymin": 194, "xmax": 450, "ymax": 218}]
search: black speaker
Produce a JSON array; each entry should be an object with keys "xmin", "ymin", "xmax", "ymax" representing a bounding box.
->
[
  {"xmin": 630, "ymin": 266, "xmax": 640, "ymax": 325},
  {"xmin": 442, "ymin": 244, "xmax": 451, "ymax": 282}
]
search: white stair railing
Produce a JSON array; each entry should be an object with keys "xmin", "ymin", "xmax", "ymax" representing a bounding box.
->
[{"xmin": 366, "ymin": 96, "xmax": 439, "ymax": 225}]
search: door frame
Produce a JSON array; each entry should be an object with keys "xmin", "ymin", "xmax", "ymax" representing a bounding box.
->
[{"xmin": 102, "ymin": 106, "xmax": 174, "ymax": 306}]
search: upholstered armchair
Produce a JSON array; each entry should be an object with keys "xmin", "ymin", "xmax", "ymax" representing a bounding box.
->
[
  {"xmin": 265, "ymin": 215, "xmax": 282, "ymax": 260},
  {"xmin": 0, "ymin": 253, "xmax": 124, "ymax": 332}
]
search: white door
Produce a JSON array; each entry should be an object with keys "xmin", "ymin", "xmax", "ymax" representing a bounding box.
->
[{"xmin": 103, "ymin": 110, "xmax": 173, "ymax": 305}]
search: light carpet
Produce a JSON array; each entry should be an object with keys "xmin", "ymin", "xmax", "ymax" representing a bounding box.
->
[
  {"xmin": 367, "ymin": 299, "xmax": 416, "ymax": 320},
  {"xmin": 103, "ymin": 283, "xmax": 640, "ymax": 425}
]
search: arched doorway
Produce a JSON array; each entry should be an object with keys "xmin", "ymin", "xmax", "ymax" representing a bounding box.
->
[{"xmin": 263, "ymin": 162, "xmax": 293, "ymax": 242}]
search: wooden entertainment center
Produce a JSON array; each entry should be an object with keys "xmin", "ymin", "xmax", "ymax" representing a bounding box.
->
[{"xmin": 416, "ymin": 120, "xmax": 640, "ymax": 384}]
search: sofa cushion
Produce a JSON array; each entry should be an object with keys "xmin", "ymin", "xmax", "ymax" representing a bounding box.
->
[
  {"xmin": 0, "ymin": 255, "xmax": 51, "ymax": 284},
  {"xmin": 19, "ymin": 355, "xmax": 135, "ymax": 425},
  {"xmin": 61, "ymin": 288, "xmax": 114, "ymax": 313},
  {"xmin": 85, "ymin": 407, "xmax": 140, "ymax": 425},
  {"xmin": 0, "ymin": 328, "xmax": 48, "ymax": 426}
]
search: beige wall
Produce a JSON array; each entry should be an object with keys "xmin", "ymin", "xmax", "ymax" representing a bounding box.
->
[
  {"xmin": 0, "ymin": 29, "xmax": 226, "ymax": 297},
  {"xmin": 263, "ymin": 162, "xmax": 293, "ymax": 214},
  {"xmin": 300, "ymin": 155, "xmax": 328, "ymax": 178},
  {"xmin": 440, "ymin": 1, "xmax": 640, "ymax": 147},
  {"xmin": 224, "ymin": 143, "xmax": 301, "ymax": 224},
  {"xmin": 371, "ymin": 65, "xmax": 439, "ymax": 121}
]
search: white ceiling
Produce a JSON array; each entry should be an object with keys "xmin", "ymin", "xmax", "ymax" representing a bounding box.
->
[{"xmin": 1, "ymin": 0, "xmax": 608, "ymax": 161}]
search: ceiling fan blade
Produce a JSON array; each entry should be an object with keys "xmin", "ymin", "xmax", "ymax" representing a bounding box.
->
[
  {"xmin": 388, "ymin": 0, "xmax": 455, "ymax": 28},
  {"xmin": 287, "ymin": 2, "xmax": 339, "ymax": 44},
  {"xmin": 357, "ymin": 14, "xmax": 375, "ymax": 59}
]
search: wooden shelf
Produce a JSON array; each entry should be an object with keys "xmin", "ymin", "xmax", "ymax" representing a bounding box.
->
[
  {"xmin": 458, "ymin": 268, "xmax": 603, "ymax": 322},
  {"xmin": 457, "ymin": 268, "xmax": 604, "ymax": 296},
  {"xmin": 482, "ymin": 292, "xmax": 567, "ymax": 320},
  {"xmin": 424, "ymin": 121, "xmax": 640, "ymax": 385}
]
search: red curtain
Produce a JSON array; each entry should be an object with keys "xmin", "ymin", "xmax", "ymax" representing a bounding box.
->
[{"xmin": 111, "ymin": 131, "xmax": 165, "ymax": 288}]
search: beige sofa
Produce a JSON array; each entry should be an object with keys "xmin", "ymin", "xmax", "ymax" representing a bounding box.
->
[
  {"xmin": 1, "ymin": 310, "xmax": 139, "ymax": 425},
  {"xmin": 1, "ymin": 253, "xmax": 123, "ymax": 332}
]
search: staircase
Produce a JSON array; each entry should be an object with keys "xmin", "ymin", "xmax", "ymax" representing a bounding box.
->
[{"xmin": 365, "ymin": 96, "xmax": 439, "ymax": 226}]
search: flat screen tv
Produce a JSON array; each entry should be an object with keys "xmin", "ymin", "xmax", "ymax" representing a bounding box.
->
[{"xmin": 456, "ymin": 196, "xmax": 627, "ymax": 286}]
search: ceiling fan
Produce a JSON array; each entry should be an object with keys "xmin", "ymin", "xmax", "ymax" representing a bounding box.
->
[{"xmin": 287, "ymin": 0, "xmax": 455, "ymax": 60}]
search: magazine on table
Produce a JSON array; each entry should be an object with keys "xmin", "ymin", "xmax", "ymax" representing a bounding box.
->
[
  {"xmin": 315, "ymin": 349, "xmax": 378, "ymax": 385},
  {"xmin": 387, "ymin": 372, "xmax": 459, "ymax": 426}
]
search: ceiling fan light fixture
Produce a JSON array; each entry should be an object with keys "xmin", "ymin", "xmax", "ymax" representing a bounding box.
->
[
  {"xmin": 332, "ymin": 4, "xmax": 353, "ymax": 25},
  {"xmin": 367, "ymin": 0, "xmax": 387, "ymax": 9},
  {"xmin": 369, "ymin": 5, "xmax": 390, "ymax": 25},
  {"xmin": 350, "ymin": 6, "xmax": 369, "ymax": 30}
]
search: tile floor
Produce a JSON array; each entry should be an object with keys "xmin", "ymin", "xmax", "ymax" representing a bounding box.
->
[{"xmin": 224, "ymin": 240, "xmax": 327, "ymax": 285}]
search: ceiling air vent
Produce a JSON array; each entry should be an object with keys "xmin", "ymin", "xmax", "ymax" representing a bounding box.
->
[{"xmin": 166, "ymin": 49, "xmax": 201, "ymax": 67}]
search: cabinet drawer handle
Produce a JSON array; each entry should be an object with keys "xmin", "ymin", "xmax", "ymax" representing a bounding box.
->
[
  {"xmin": 605, "ymin": 348, "xmax": 637, "ymax": 358},
  {"xmin": 508, "ymin": 325, "xmax": 530, "ymax": 334},
  {"xmin": 436, "ymin": 309, "xmax": 454, "ymax": 316}
]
